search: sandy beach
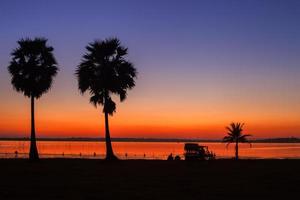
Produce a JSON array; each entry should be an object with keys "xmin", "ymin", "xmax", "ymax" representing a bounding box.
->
[{"xmin": 0, "ymin": 159, "xmax": 299, "ymax": 200}]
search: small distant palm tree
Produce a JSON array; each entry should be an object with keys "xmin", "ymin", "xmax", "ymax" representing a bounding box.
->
[
  {"xmin": 7, "ymin": 38, "xmax": 58, "ymax": 161},
  {"xmin": 75, "ymin": 38, "xmax": 137, "ymax": 160},
  {"xmin": 223, "ymin": 122, "xmax": 252, "ymax": 160}
]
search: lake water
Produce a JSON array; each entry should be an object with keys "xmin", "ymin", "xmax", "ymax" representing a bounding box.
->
[{"xmin": 0, "ymin": 141, "xmax": 300, "ymax": 159}]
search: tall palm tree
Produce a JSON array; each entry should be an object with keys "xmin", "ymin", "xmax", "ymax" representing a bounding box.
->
[
  {"xmin": 7, "ymin": 38, "xmax": 58, "ymax": 161},
  {"xmin": 75, "ymin": 38, "xmax": 137, "ymax": 160},
  {"xmin": 223, "ymin": 122, "xmax": 252, "ymax": 160}
]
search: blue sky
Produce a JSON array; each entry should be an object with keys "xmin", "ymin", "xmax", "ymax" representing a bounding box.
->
[{"xmin": 0, "ymin": 0, "xmax": 300, "ymax": 138}]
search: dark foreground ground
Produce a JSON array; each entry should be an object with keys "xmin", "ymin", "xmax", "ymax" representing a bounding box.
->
[{"xmin": 0, "ymin": 159, "xmax": 299, "ymax": 200}]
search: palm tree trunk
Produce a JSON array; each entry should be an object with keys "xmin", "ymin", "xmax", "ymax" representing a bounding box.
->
[
  {"xmin": 103, "ymin": 95, "xmax": 117, "ymax": 160},
  {"xmin": 235, "ymin": 141, "xmax": 239, "ymax": 160},
  {"xmin": 29, "ymin": 95, "xmax": 39, "ymax": 160}
]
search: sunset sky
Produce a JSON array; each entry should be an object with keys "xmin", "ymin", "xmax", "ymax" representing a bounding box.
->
[{"xmin": 0, "ymin": 0, "xmax": 300, "ymax": 139}]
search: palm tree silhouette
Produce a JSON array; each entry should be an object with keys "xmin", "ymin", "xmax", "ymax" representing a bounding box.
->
[
  {"xmin": 7, "ymin": 38, "xmax": 58, "ymax": 160},
  {"xmin": 223, "ymin": 122, "xmax": 252, "ymax": 160},
  {"xmin": 75, "ymin": 38, "xmax": 137, "ymax": 160}
]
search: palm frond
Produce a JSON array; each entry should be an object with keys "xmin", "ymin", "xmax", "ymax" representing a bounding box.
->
[
  {"xmin": 226, "ymin": 142, "xmax": 232, "ymax": 148},
  {"xmin": 103, "ymin": 97, "xmax": 116, "ymax": 115},
  {"xmin": 239, "ymin": 134, "xmax": 252, "ymax": 147}
]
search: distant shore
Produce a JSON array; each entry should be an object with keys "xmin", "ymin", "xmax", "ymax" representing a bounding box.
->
[
  {"xmin": 0, "ymin": 159, "xmax": 299, "ymax": 200},
  {"xmin": 0, "ymin": 137, "xmax": 299, "ymax": 143}
]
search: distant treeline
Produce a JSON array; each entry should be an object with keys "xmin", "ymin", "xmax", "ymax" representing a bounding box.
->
[
  {"xmin": 0, "ymin": 137, "xmax": 299, "ymax": 143},
  {"xmin": 252, "ymin": 137, "xmax": 300, "ymax": 143}
]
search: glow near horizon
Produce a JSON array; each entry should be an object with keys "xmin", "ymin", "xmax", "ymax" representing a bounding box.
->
[{"xmin": 0, "ymin": 0, "xmax": 300, "ymax": 139}]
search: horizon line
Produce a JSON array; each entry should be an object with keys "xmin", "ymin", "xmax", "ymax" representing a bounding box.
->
[{"xmin": 0, "ymin": 136, "xmax": 299, "ymax": 143}]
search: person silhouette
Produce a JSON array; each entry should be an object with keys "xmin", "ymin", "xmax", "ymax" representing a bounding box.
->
[
  {"xmin": 167, "ymin": 153, "xmax": 174, "ymax": 161},
  {"xmin": 175, "ymin": 155, "xmax": 181, "ymax": 160}
]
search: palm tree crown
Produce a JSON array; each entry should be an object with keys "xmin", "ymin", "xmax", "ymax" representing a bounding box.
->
[
  {"xmin": 8, "ymin": 38, "xmax": 58, "ymax": 98},
  {"xmin": 223, "ymin": 123, "xmax": 251, "ymax": 145},
  {"xmin": 76, "ymin": 38, "xmax": 136, "ymax": 114}
]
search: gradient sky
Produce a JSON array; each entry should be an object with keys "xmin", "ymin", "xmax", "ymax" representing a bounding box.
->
[{"xmin": 0, "ymin": 0, "xmax": 300, "ymax": 139}]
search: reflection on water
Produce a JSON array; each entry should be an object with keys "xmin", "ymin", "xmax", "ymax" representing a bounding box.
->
[{"xmin": 0, "ymin": 141, "xmax": 300, "ymax": 159}]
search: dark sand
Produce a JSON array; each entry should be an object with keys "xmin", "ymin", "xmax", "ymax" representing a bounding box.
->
[{"xmin": 0, "ymin": 159, "xmax": 299, "ymax": 200}]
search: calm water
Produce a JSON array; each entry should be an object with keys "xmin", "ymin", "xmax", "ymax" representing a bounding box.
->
[{"xmin": 0, "ymin": 141, "xmax": 300, "ymax": 159}]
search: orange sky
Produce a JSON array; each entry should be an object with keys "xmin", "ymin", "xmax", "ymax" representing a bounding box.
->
[{"xmin": 0, "ymin": 78, "xmax": 299, "ymax": 139}]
